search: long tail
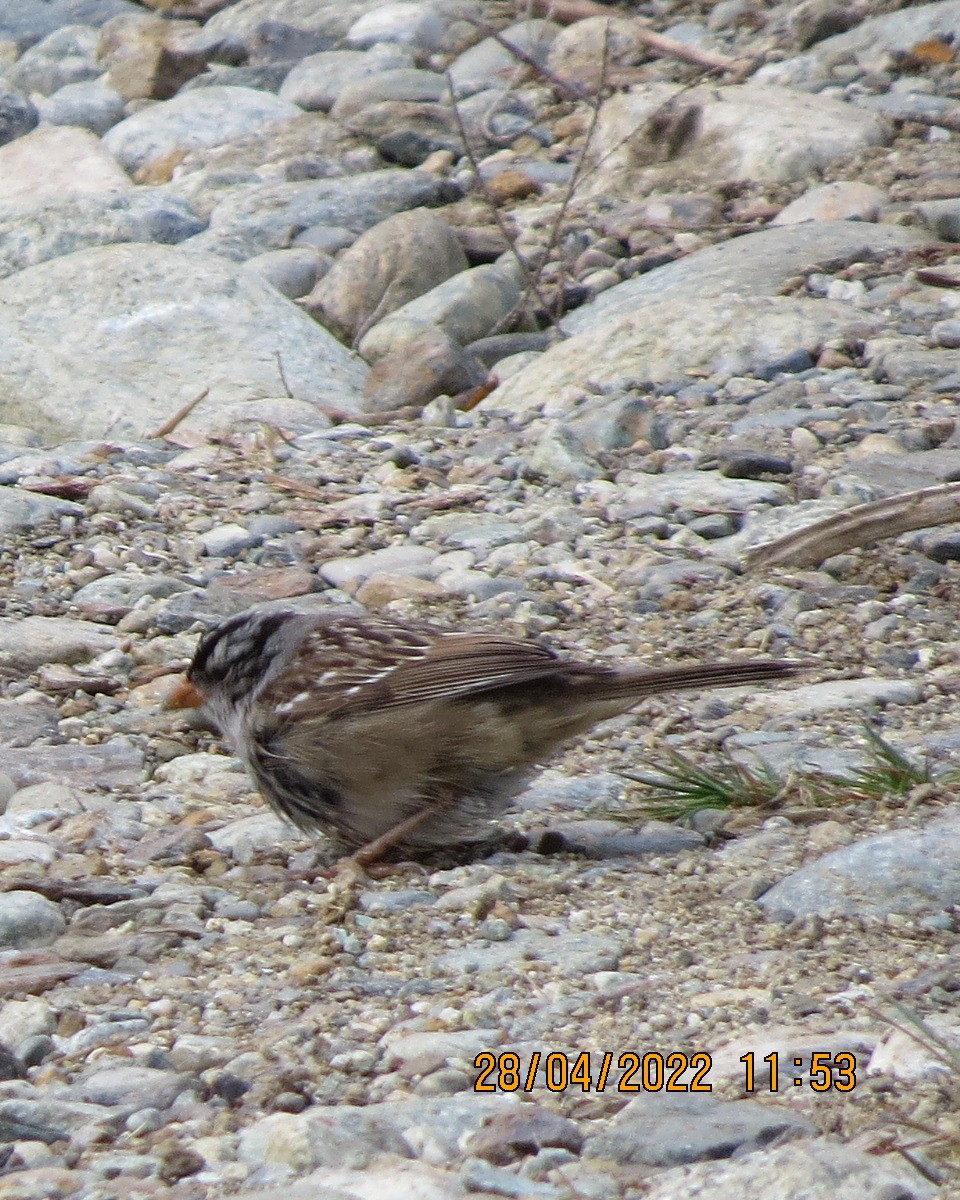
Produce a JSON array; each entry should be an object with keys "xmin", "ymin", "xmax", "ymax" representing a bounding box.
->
[{"xmin": 588, "ymin": 658, "xmax": 803, "ymax": 701}]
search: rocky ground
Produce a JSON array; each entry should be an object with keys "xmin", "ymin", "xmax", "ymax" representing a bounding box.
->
[{"xmin": 0, "ymin": 0, "xmax": 959, "ymax": 1197}]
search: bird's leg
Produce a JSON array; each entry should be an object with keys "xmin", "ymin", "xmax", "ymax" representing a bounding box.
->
[
  {"xmin": 352, "ymin": 804, "xmax": 440, "ymax": 867},
  {"xmin": 325, "ymin": 803, "xmax": 441, "ymax": 898}
]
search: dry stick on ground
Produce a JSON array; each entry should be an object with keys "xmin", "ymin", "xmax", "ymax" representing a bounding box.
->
[
  {"xmin": 525, "ymin": 0, "xmax": 748, "ymax": 75},
  {"xmin": 148, "ymin": 387, "xmax": 209, "ymax": 440},
  {"xmin": 274, "ymin": 350, "xmax": 293, "ymax": 398},
  {"xmin": 744, "ymin": 480, "xmax": 960, "ymax": 570}
]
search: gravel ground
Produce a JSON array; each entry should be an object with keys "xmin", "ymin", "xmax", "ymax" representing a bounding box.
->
[{"xmin": 0, "ymin": 0, "xmax": 960, "ymax": 1197}]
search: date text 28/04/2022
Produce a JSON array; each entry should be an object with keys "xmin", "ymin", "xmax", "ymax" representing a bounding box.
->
[{"xmin": 473, "ymin": 1050, "xmax": 857, "ymax": 1094}]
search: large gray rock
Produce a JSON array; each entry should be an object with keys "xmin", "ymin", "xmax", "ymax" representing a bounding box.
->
[
  {"xmin": 302, "ymin": 208, "xmax": 468, "ymax": 344},
  {"xmin": 493, "ymin": 293, "xmax": 880, "ymax": 417},
  {"xmin": 0, "ymin": 892, "xmax": 65, "ymax": 949},
  {"xmin": 490, "ymin": 221, "xmax": 928, "ymax": 416},
  {"xmin": 184, "ymin": 168, "xmax": 445, "ymax": 261},
  {"xmin": 563, "ymin": 222, "xmax": 927, "ymax": 336},
  {"xmin": 5, "ymin": 25, "xmax": 101, "ymax": 95},
  {"xmin": 0, "ymin": 617, "xmax": 116, "ymax": 672},
  {"xmin": 0, "ymin": 126, "xmax": 129, "ymax": 206},
  {"xmin": 0, "ymin": 488, "xmax": 83, "ymax": 535},
  {"xmin": 759, "ymin": 809, "xmax": 960, "ymax": 918},
  {"xmin": 583, "ymin": 1094, "xmax": 813, "ymax": 1167},
  {"xmin": 448, "ymin": 19, "xmax": 560, "ymax": 97},
  {"xmin": 37, "ymin": 79, "xmax": 127, "ymax": 135},
  {"xmin": 583, "ymin": 83, "xmax": 892, "ymax": 195},
  {"xmin": 359, "ymin": 257, "xmax": 525, "ymax": 362},
  {"xmin": 0, "ymin": 189, "xmax": 203, "ymax": 280},
  {"xmin": 641, "ymin": 1138, "xmax": 934, "ymax": 1200},
  {"xmin": 0, "ymin": 242, "xmax": 366, "ymax": 440},
  {"xmin": 102, "ymin": 85, "xmax": 302, "ymax": 173},
  {"xmin": 204, "ymin": 0, "xmax": 383, "ymax": 42},
  {"xmin": 278, "ymin": 46, "xmax": 409, "ymax": 111}
]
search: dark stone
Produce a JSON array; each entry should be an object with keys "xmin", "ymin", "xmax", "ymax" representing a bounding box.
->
[
  {"xmin": 756, "ymin": 349, "xmax": 816, "ymax": 380},
  {"xmin": 718, "ymin": 451, "xmax": 793, "ymax": 479},
  {"xmin": 0, "ymin": 91, "xmax": 37, "ymax": 147},
  {"xmin": 0, "ymin": 1041, "xmax": 25, "ymax": 1081},
  {"xmin": 583, "ymin": 1094, "xmax": 814, "ymax": 1167}
]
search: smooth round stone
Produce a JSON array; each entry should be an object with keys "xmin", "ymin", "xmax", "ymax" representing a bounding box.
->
[
  {"xmin": 279, "ymin": 45, "xmax": 410, "ymax": 112},
  {"xmin": 242, "ymin": 248, "xmax": 325, "ymax": 299},
  {"xmin": 38, "ymin": 79, "xmax": 126, "ymax": 135},
  {"xmin": 102, "ymin": 86, "xmax": 301, "ymax": 173},
  {"xmin": 78, "ymin": 1066, "xmax": 191, "ymax": 1109},
  {"xmin": 200, "ymin": 523, "xmax": 261, "ymax": 557},
  {"xmin": 0, "ymin": 891, "xmax": 65, "ymax": 949},
  {"xmin": 6, "ymin": 26, "xmax": 101, "ymax": 96},
  {"xmin": 347, "ymin": 3, "xmax": 447, "ymax": 50},
  {"xmin": 931, "ymin": 318, "xmax": 960, "ymax": 349}
]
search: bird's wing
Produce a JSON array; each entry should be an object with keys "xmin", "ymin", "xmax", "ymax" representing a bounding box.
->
[{"xmin": 259, "ymin": 617, "xmax": 592, "ymax": 721}]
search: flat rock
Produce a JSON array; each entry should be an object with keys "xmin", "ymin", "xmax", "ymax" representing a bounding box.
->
[
  {"xmin": 564, "ymin": 222, "xmax": 927, "ymax": 335},
  {"xmin": 0, "ymin": 487, "xmax": 83, "ymax": 534},
  {"xmin": 76, "ymin": 1065, "xmax": 191, "ymax": 1109},
  {"xmin": 0, "ymin": 126, "xmax": 129, "ymax": 206},
  {"xmin": 0, "ymin": 617, "xmax": 116, "ymax": 671},
  {"xmin": 436, "ymin": 928, "xmax": 624, "ymax": 978},
  {"xmin": 495, "ymin": 293, "xmax": 880, "ymax": 417},
  {"xmin": 583, "ymin": 1094, "xmax": 814, "ymax": 1166},
  {"xmin": 208, "ymin": 813, "xmax": 302, "ymax": 863},
  {"xmin": 759, "ymin": 677, "xmax": 921, "ymax": 717},
  {"xmin": 759, "ymin": 809, "xmax": 960, "ymax": 918},
  {"xmin": 0, "ymin": 738, "xmax": 143, "ymax": 790},
  {"xmin": 0, "ymin": 190, "xmax": 203, "ymax": 280},
  {"xmin": 773, "ymin": 181, "xmax": 888, "ymax": 225},
  {"xmin": 584, "ymin": 84, "xmax": 892, "ymax": 195},
  {"xmin": 0, "ymin": 242, "xmax": 367, "ymax": 440},
  {"xmin": 610, "ymin": 472, "xmax": 788, "ymax": 519},
  {"xmin": 102, "ymin": 85, "xmax": 302, "ymax": 174},
  {"xmin": 640, "ymin": 1137, "xmax": 933, "ymax": 1200}
]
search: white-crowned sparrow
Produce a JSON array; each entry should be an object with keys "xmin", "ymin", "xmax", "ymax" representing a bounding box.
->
[{"xmin": 166, "ymin": 609, "xmax": 800, "ymax": 863}]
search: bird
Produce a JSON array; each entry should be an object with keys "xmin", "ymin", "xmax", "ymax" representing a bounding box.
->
[{"xmin": 166, "ymin": 608, "xmax": 801, "ymax": 867}]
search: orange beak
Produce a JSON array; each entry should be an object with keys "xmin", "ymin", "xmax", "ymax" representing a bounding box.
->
[{"xmin": 164, "ymin": 678, "xmax": 205, "ymax": 711}]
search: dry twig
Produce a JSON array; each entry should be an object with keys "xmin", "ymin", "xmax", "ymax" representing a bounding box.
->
[
  {"xmin": 148, "ymin": 388, "xmax": 209, "ymax": 439},
  {"xmin": 745, "ymin": 481, "xmax": 960, "ymax": 570}
]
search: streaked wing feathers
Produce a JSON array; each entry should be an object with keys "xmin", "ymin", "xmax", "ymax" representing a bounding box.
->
[
  {"xmin": 372, "ymin": 634, "xmax": 577, "ymax": 708},
  {"xmin": 262, "ymin": 626, "xmax": 585, "ymax": 720}
]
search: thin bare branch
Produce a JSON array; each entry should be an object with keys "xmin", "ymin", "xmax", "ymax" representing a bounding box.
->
[
  {"xmin": 446, "ymin": 71, "xmax": 555, "ymax": 321},
  {"xmin": 745, "ymin": 481, "xmax": 960, "ymax": 570},
  {"xmin": 148, "ymin": 388, "xmax": 209, "ymax": 440}
]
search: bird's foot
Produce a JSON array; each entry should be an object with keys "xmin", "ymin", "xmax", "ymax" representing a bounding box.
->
[{"xmin": 318, "ymin": 805, "xmax": 440, "ymax": 920}]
